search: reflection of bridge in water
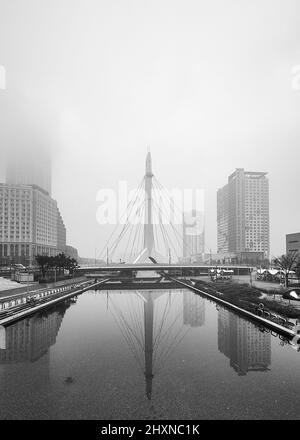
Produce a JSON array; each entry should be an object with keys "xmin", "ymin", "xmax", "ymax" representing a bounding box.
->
[
  {"xmin": 105, "ymin": 289, "xmax": 206, "ymax": 400},
  {"xmin": 106, "ymin": 287, "xmax": 272, "ymax": 398},
  {"xmin": 0, "ymin": 287, "xmax": 273, "ymax": 397}
]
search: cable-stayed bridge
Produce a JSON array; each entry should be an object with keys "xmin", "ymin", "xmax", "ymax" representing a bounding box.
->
[
  {"xmin": 97, "ymin": 151, "xmax": 193, "ymax": 265},
  {"xmin": 94, "ymin": 151, "xmax": 252, "ymax": 273},
  {"xmin": 82, "ymin": 153, "xmax": 251, "ymax": 399}
]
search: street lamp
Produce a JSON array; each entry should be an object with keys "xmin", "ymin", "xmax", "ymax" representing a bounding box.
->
[{"xmin": 26, "ymin": 266, "xmax": 29, "ymax": 295}]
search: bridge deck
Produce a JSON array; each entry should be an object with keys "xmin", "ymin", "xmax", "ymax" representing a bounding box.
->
[{"xmin": 78, "ymin": 264, "xmax": 253, "ymax": 272}]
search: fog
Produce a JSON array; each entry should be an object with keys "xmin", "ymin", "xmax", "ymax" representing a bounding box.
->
[{"xmin": 0, "ymin": 0, "xmax": 300, "ymax": 258}]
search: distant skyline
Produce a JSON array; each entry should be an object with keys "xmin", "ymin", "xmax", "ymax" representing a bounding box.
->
[{"xmin": 1, "ymin": 0, "xmax": 300, "ymax": 258}]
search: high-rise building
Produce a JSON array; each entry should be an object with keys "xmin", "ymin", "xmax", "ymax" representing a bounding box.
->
[
  {"xmin": 217, "ymin": 168, "xmax": 269, "ymax": 263},
  {"xmin": 0, "ymin": 183, "xmax": 66, "ymax": 266},
  {"xmin": 218, "ymin": 308, "xmax": 271, "ymax": 375},
  {"xmin": 65, "ymin": 245, "xmax": 79, "ymax": 260},
  {"xmin": 57, "ymin": 210, "xmax": 66, "ymax": 252},
  {"xmin": 182, "ymin": 210, "xmax": 205, "ymax": 261},
  {"xmin": 286, "ymin": 232, "xmax": 300, "ymax": 255},
  {"xmin": 6, "ymin": 149, "xmax": 52, "ymax": 196},
  {"xmin": 217, "ymin": 185, "xmax": 229, "ymax": 254}
]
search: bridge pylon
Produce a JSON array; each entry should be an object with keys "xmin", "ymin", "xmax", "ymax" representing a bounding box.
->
[{"xmin": 134, "ymin": 151, "xmax": 165, "ymax": 264}]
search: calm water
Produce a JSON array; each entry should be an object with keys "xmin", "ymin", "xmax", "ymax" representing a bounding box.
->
[{"xmin": 0, "ymin": 288, "xmax": 299, "ymax": 420}]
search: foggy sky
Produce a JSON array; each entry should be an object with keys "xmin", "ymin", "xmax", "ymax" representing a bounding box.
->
[{"xmin": 0, "ymin": 0, "xmax": 300, "ymax": 258}]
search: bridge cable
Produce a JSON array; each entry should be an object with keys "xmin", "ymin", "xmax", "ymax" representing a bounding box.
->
[
  {"xmin": 97, "ymin": 177, "xmax": 145, "ymax": 260},
  {"xmin": 153, "ymin": 178, "xmax": 197, "ymax": 258},
  {"xmin": 109, "ymin": 194, "xmax": 145, "ymax": 260}
]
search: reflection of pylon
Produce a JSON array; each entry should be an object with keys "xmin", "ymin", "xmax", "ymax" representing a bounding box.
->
[
  {"xmin": 143, "ymin": 291, "xmax": 154, "ymax": 400},
  {"xmin": 107, "ymin": 289, "xmax": 190, "ymax": 400}
]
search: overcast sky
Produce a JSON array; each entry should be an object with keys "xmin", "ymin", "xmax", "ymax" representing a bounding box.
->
[{"xmin": 0, "ymin": 0, "xmax": 300, "ymax": 258}]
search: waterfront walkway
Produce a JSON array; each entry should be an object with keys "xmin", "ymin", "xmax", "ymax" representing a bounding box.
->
[
  {"xmin": 0, "ymin": 277, "xmax": 34, "ymax": 292},
  {"xmin": 0, "ymin": 278, "xmax": 108, "ymax": 326},
  {"xmin": 0, "ymin": 276, "xmax": 87, "ymax": 300}
]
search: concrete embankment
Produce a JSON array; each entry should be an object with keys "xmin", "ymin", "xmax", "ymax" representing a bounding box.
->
[
  {"xmin": 0, "ymin": 278, "xmax": 109, "ymax": 326},
  {"xmin": 167, "ymin": 275, "xmax": 299, "ymax": 342}
]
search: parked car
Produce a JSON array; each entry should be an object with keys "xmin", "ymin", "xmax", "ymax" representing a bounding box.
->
[
  {"xmin": 282, "ymin": 288, "xmax": 300, "ymax": 301},
  {"xmin": 13, "ymin": 264, "xmax": 26, "ymax": 270},
  {"xmin": 0, "ymin": 266, "xmax": 11, "ymax": 272}
]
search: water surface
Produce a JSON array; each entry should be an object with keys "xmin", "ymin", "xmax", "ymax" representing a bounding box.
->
[{"xmin": 0, "ymin": 288, "xmax": 299, "ymax": 419}]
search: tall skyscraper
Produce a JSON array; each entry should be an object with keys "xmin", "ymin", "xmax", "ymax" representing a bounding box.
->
[
  {"xmin": 217, "ymin": 185, "xmax": 229, "ymax": 254},
  {"xmin": 6, "ymin": 148, "xmax": 52, "ymax": 196},
  {"xmin": 0, "ymin": 92, "xmax": 69, "ymax": 266},
  {"xmin": 217, "ymin": 168, "xmax": 269, "ymax": 263},
  {"xmin": 0, "ymin": 145, "xmax": 67, "ymax": 265},
  {"xmin": 182, "ymin": 210, "xmax": 205, "ymax": 261},
  {"xmin": 286, "ymin": 232, "xmax": 300, "ymax": 255}
]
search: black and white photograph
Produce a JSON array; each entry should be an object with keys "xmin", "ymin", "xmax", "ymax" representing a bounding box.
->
[{"xmin": 0, "ymin": 0, "xmax": 300, "ymax": 429}]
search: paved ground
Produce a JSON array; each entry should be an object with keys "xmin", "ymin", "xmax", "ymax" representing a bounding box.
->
[{"xmin": 0, "ymin": 277, "xmax": 35, "ymax": 292}]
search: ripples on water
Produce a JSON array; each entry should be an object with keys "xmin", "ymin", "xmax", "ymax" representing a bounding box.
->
[{"xmin": 0, "ymin": 288, "xmax": 299, "ymax": 420}]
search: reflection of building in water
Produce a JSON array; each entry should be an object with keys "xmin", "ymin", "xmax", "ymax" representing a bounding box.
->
[
  {"xmin": 107, "ymin": 289, "xmax": 189, "ymax": 400},
  {"xmin": 218, "ymin": 308, "xmax": 271, "ymax": 375},
  {"xmin": 183, "ymin": 291, "xmax": 205, "ymax": 327},
  {"xmin": 0, "ymin": 305, "xmax": 67, "ymax": 364}
]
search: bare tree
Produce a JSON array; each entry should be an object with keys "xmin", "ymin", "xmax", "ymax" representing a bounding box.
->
[{"xmin": 273, "ymin": 251, "xmax": 299, "ymax": 288}]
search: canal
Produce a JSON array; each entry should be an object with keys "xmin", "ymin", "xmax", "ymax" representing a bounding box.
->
[{"xmin": 0, "ymin": 288, "xmax": 299, "ymax": 420}]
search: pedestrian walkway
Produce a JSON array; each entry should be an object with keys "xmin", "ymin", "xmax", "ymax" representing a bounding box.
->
[
  {"xmin": 0, "ymin": 276, "xmax": 86, "ymax": 300},
  {"xmin": 0, "ymin": 277, "xmax": 35, "ymax": 292}
]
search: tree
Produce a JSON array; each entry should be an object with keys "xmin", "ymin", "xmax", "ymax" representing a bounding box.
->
[
  {"xmin": 295, "ymin": 260, "xmax": 300, "ymax": 280},
  {"xmin": 36, "ymin": 252, "xmax": 78, "ymax": 281},
  {"xmin": 65, "ymin": 256, "xmax": 78, "ymax": 274},
  {"xmin": 54, "ymin": 253, "xmax": 67, "ymax": 275},
  {"xmin": 35, "ymin": 255, "xmax": 51, "ymax": 279},
  {"xmin": 272, "ymin": 251, "xmax": 299, "ymax": 288}
]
